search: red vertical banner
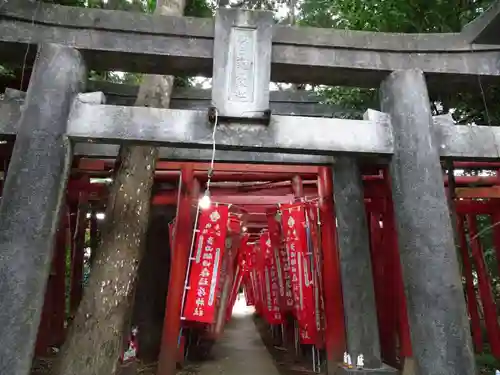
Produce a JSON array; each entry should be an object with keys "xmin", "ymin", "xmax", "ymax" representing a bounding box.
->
[
  {"xmin": 183, "ymin": 204, "xmax": 229, "ymax": 323},
  {"xmin": 260, "ymin": 231, "xmax": 284, "ymax": 324},
  {"xmin": 305, "ymin": 201, "xmax": 325, "ymax": 347},
  {"xmin": 267, "ymin": 208, "xmax": 294, "ymax": 311},
  {"xmin": 249, "ymin": 244, "xmax": 264, "ymax": 314},
  {"xmin": 280, "ymin": 203, "xmax": 317, "ymax": 344}
]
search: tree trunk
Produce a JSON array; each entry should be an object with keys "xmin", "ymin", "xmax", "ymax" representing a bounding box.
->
[
  {"xmin": 54, "ymin": 0, "xmax": 187, "ymax": 373},
  {"xmin": 131, "ymin": 206, "xmax": 176, "ymax": 362}
]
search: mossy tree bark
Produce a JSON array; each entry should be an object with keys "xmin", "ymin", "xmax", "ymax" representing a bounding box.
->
[{"xmin": 54, "ymin": 0, "xmax": 187, "ymax": 373}]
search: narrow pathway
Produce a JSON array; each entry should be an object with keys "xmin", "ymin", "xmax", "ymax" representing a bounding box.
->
[{"xmin": 197, "ymin": 298, "xmax": 281, "ymax": 375}]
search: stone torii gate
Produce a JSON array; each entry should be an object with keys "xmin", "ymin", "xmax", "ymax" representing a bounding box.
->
[{"xmin": 2, "ymin": 1, "xmax": 500, "ymax": 375}]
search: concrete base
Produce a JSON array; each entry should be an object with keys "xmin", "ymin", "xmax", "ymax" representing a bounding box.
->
[{"xmin": 337, "ymin": 364, "xmax": 398, "ymax": 375}]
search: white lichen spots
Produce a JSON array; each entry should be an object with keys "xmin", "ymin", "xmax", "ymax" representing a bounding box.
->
[{"xmin": 146, "ymin": 164, "xmax": 151, "ymax": 171}]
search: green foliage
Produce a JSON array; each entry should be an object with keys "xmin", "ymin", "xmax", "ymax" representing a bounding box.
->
[
  {"xmin": 476, "ymin": 352, "xmax": 500, "ymax": 373},
  {"xmin": 298, "ymin": 0, "xmax": 500, "ymax": 124},
  {"xmin": 184, "ymin": 0, "xmax": 213, "ymax": 17},
  {"xmin": 298, "ymin": 0, "xmax": 493, "ymax": 32},
  {"xmin": 315, "ymin": 86, "xmax": 377, "ymax": 118}
]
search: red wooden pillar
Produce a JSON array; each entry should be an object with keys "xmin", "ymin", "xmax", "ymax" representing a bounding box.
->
[
  {"xmin": 467, "ymin": 215, "xmax": 500, "ymax": 357},
  {"xmin": 368, "ymin": 204, "xmax": 397, "ymax": 366},
  {"xmin": 36, "ymin": 206, "xmax": 69, "ymax": 354},
  {"xmin": 35, "ymin": 277, "xmax": 53, "ymax": 355},
  {"xmin": 382, "ymin": 169, "xmax": 412, "ymax": 361},
  {"xmin": 157, "ymin": 166, "xmax": 195, "ymax": 375},
  {"xmin": 52, "ymin": 208, "xmax": 69, "ymax": 346},
  {"xmin": 457, "ymin": 216, "xmax": 483, "ymax": 353},
  {"xmin": 317, "ymin": 167, "xmax": 346, "ymax": 370},
  {"xmin": 491, "ymin": 211, "xmax": 500, "ymax": 278}
]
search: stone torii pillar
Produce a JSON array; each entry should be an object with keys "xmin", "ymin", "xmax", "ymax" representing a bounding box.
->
[
  {"xmin": 332, "ymin": 157, "xmax": 396, "ymax": 375},
  {"xmin": 379, "ymin": 69, "xmax": 476, "ymax": 375},
  {"xmin": 0, "ymin": 44, "xmax": 86, "ymax": 375}
]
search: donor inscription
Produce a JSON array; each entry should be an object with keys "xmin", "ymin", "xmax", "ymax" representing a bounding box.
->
[{"xmin": 227, "ymin": 27, "xmax": 256, "ymax": 103}]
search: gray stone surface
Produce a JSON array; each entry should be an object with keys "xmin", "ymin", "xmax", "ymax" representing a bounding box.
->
[
  {"xmin": 380, "ymin": 69, "xmax": 476, "ymax": 375},
  {"xmin": 73, "ymin": 144, "xmax": 336, "ymax": 164},
  {"xmin": 212, "ymin": 9, "xmax": 272, "ymax": 120},
  {"xmin": 332, "ymin": 158, "xmax": 381, "ymax": 369},
  {"xmin": 4, "ymin": 90, "xmax": 500, "ymax": 161},
  {"xmin": 2, "ymin": 1, "xmax": 500, "ymax": 88},
  {"xmin": 337, "ymin": 364, "xmax": 397, "ymax": 375},
  {"xmin": 462, "ymin": 0, "xmax": 500, "ymax": 44},
  {"xmin": 65, "ymin": 99, "xmax": 394, "ymax": 156},
  {"xmin": 0, "ymin": 43, "xmax": 86, "ymax": 375}
]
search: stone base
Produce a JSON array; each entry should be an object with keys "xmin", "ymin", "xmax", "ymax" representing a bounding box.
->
[{"xmin": 337, "ymin": 364, "xmax": 398, "ymax": 375}]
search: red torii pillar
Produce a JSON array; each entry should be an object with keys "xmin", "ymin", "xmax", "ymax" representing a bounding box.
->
[
  {"xmin": 35, "ymin": 205, "xmax": 69, "ymax": 355},
  {"xmin": 317, "ymin": 167, "xmax": 346, "ymax": 373},
  {"xmin": 157, "ymin": 166, "xmax": 196, "ymax": 375},
  {"xmin": 381, "ymin": 168, "xmax": 412, "ymax": 364},
  {"xmin": 69, "ymin": 192, "xmax": 89, "ymax": 316}
]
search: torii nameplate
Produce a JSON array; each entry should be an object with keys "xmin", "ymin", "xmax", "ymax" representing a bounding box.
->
[{"xmin": 211, "ymin": 9, "xmax": 273, "ymax": 121}]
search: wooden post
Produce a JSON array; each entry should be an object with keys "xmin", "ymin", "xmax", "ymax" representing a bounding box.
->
[
  {"xmin": 157, "ymin": 166, "xmax": 195, "ymax": 375},
  {"xmin": 381, "ymin": 169, "xmax": 412, "ymax": 363},
  {"xmin": 466, "ymin": 215, "xmax": 500, "ymax": 357}
]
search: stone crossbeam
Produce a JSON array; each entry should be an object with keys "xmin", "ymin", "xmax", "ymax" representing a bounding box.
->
[
  {"xmin": 2, "ymin": 1, "xmax": 500, "ymax": 88},
  {"xmin": 66, "ymin": 98, "xmax": 393, "ymax": 156},
  {"xmin": 2, "ymin": 93, "xmax": 500, "ymax": 162},
  {"xmin": 0, "ymin": 91, "xmax": 333, "ymax": 165}
]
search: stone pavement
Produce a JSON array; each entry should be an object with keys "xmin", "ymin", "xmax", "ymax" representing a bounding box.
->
[{"xmin": 197, "ymin": 298, "xmax": 281, "ymax": 375}]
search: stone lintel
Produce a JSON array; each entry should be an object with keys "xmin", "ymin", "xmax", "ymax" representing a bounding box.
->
[
  {"xmin": 65, "ymin": 100, "xmax": 393, "ymax": 157},
  {"xmin": 2, "ymin": 94, "xmax": 500, "ymax": 162},
  {"xmin": 2, "ymin": 1, "xmax": 500, "ymax": 88}
]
